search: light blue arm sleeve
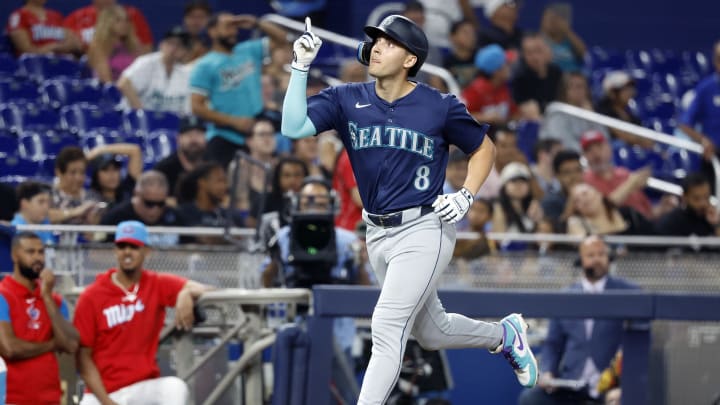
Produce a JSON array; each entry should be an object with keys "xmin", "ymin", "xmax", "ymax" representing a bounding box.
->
[
  {"xmin": 281, "ymin": 68, "xmax": 318, "ymax": 139},
  {"xmin": 0, "ymin": 294, "xmax": 9, "ymax": 322}
]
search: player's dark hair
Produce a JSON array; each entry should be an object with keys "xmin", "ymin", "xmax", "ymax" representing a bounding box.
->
[
  {"xmin": 552, "ymin": 150, "xmax": 580, "ymax": 173},
  {"xmin": 175, "ymin": 161, "xmax": 224, "ymax": 204},
  {"xmin": 55, "ymin": 146, "xmax": 86, "ymax": 174},
  {"xmin": 11, "ymin": 231, "xmax": 41, "ymax": 251},
  {"xmin": 533, "ymin": 139, "xmax": 561, "ymax": 162},
  {"xmin": 682, "ymin": 171, "xmax": 710, "ymax": 194},
  {"xmin": 16, "ymin": 181, "xmax": 51, "ymax": 206},
  {"xmin": 498, "ymin": 179, "xmax": 534, "ymax": 233}
]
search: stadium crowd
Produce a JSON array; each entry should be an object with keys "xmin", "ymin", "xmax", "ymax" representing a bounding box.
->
[{"xmin": 0, "ymin": 0, "xmax": 719, "ymax": 403}]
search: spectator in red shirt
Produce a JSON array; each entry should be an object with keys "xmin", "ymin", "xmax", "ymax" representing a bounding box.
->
[
  {"xmin": 462, "ymin": 44, "xmax": 518, "ymax": 127},
  {"xmin": 580, "ymin": 130, "xmax": 654, "ymax": 219},
  {"xmin": 0, "ymin": 232, "xmax": 79, "ymax": 405},
  {"xmin": 74, "ymin": 220, "xmax": 209, "ymax": 405},
  {"xmin": 6, "ymin": 0, "xmax": 82, "ymax": 55},
  {"xmin": 333, "ymin": 149, "xmax": 362, "ymax": 231},
  {"xmin": 64, "ymin": 0, "xmax": 153, "ymax": 53}
]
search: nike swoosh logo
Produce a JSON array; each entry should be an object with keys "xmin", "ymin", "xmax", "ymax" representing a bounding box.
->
[
  {"xmin": 510, "ymin": 323, "xmax": 527, "ymax": 355},
  {"xmin": 355, "ymin": 102, "xmax": 371, "ymax": 109}
]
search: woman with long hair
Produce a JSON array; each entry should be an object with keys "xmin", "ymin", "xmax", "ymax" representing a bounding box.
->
[
  {"xmin": 87, "ymin": 4, "xmax": 144, "ymax": 83},
  {"xmin": 565, "ymin": 183, "xmax": 655, "ymax": 237},
  {"xmin": 492, "ymin": 162, "xmax": 543, "ymax": 234}
]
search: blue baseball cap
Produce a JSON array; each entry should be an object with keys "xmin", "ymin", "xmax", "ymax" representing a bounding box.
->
[
  {"xmin": 114, "ymin": 220, "xmax": 149, "ymax": 247},
  {"xmin": 474, "ymin": 44, "xmax": 506, "ymax": 74}
]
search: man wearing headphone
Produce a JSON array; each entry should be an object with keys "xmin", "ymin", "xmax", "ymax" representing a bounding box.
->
[
  {"xmin": 260, "ymin": 176, "xmax": 373, "ymax": 403},
  {"xmin": 519, "ymin": 235, "xmax": 639, "ymax": 405}
]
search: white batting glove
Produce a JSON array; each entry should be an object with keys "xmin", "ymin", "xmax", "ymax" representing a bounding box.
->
[
  {"xmin": 432, "ymin": 188, "xmax": 474, "ymax": 224},
  {"xmin": 291, "ymin": 17, "xmax": 322, "ymax": 72}
]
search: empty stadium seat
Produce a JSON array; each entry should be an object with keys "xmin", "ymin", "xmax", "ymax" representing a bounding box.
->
[
  {"xmin": 0, "ymin": 156, "xmax": 40, "ymax": 178},
  {"xmin": 588, "ymin": 47, "xmax": 626, "ymax": 70},
  {"xmin": 0, "ymin": 132, "xmax": 18, "ymax": 157},
  {"xmin": 18, "ymin": 54, "xmax": 86, "ymax": 82},
  {"xmin": 144, "ymin": 129, "xmax": 177, "ymax": 163},
  {"xmin": 0, "ymin": 103, "xmax": 60, "ymax": 133},
  {"xmin": 60, "ymin": 104, "xmax": 123, "ymax": 134},
  {"xmin": 41, "ymin": 79, "xmax": 105, "ymax": 109},
  {"xmin": 0, "ymin": 80, "xmax": 40, "ymax": 104},
  {"xmin": 22, "ymin": 131, "xmax": 79, "ymax": 159},
  {"xmin": 123, "ymin": 110, "xmax": 180, "ymax": 135},
  {"xmin": 18, "ymin": 132, "xmax": 45, "ymax": 160},
  {"xmin": 80, "ymin": 128, "xmax": 122, "ymax": 152},
  {"xmin": 0, "ymin": 53, "xmax": 17, "ymax": 78}
]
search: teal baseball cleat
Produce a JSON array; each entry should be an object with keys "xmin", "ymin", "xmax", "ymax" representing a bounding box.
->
[{"xmin": 492, "ymin": 313, "xmax": 538, "ymax": 387}]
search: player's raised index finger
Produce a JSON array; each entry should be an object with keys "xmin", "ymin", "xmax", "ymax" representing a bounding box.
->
[{"xmin": 305, "ymin": 16, "xmax": 312, "ymax": 33}]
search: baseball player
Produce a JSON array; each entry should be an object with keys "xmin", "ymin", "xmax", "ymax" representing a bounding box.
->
[{"xmin": 281, "ymin": 16, "xmax": 538, "ymax": 404}]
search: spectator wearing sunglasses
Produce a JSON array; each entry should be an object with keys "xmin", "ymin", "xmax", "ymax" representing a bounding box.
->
[{"xmin": 100, "ymin": 171, "xmax": 188, "ymax": 246}]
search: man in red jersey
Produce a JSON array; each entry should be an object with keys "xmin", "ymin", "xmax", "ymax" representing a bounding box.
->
[
  {"xmin": 74, "ymin": 220, "xmax": 208, "ymax": 405},
  {"xmin": 0, "ymin": 232, "xmax": 80, "ymax": 405},
  {"xmin": 63, "ymin": 0, "xmax": 153, "ymax": 52},
  {"xmin": 6, "ymin": 0, "xmax": 82, "ymax": 55},
  {"xmin": 332, "ymin": 148, "xmax": 363, "ymax": 231}
]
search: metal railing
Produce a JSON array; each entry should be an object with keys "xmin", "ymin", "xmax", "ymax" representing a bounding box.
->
[
  {"xmin": 546, "ymin": 101, "xmax": 720, "ymax": 201},
  {"xmin": 261, "ymin": 14, "xmax": 463, "ymax": 96}
]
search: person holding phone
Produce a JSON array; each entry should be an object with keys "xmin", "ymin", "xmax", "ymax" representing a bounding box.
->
[{"xmin": 539, "ymin": 3, "xmax": 587, "ymax": 72}]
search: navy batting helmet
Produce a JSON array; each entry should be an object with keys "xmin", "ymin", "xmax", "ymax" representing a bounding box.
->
[{"xmin": 356, "ymin": 15, "xmax": 429, "ymax": 77}]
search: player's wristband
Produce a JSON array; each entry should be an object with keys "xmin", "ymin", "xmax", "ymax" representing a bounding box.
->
[{"xmin": 459, "ymin": 188, "xmax": 474, "ymax": 204}]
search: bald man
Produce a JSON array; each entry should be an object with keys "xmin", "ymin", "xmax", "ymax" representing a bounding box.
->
[{"xmin": 519, "ymin": 236, "xmax": 639, "ymax": 405}]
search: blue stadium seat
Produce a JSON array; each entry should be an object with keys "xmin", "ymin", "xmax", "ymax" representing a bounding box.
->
[
  {"xmin": 41, "ymin": 79, "xmax": 104, "ymax": 109},
  {"xmin": 60, "ymin": 104, "xmax": 123, "ymax": 134},
  {"xmin": 515, "ymin": 120, "xmax": 539, "ymax": 163},
  {"xmin": 682, "ymin": 50, "xmax": 711, "ymax": 77},
  {"xmin": 145, "ymin": 129, "xmax": 177, "ymax": 163},
  {"xmin": 644, "ymin": 118, "xmax": 676, "ymax": 135},
  {"xmin": 588, "ymin": 47, "xmax": 626, "ymax": 70},
  {"xmin": 102, "ymin": 83, "xmax": 122, "ymax": 107},
  {"xmin": 0, "ymin": 103, "xmax": 59, "ymax": 133},
  {"xmin": 0, "ymin": 132, "xmax": 18, "ymax": 157},
  {"xmin": 18, "ymin": 132, "xmax": 46, "ymax": 160},
  {"xmin": 0, "ymin": 53, "xmax": 17, "ymax": 78},
  {"xmin": 666, "ymin": 148, "xmax": 700, "ymax": 179},
  {"xmin": 648, "ymin": 50, "xmax": 685, "ymax": 75},
  {"xmin": 80, "ymin": 128, "xmax": 121, "ymax": 152},
  {"xmin": 0, "ymin": 156, "xmax": 40, "ymax": 178},
  {"xmin": 18, "ymin": 55, "xmax": 86, "ymax": 82},
  {"xmin": 0, "ymin": 80, "xmax": 40, "ymax": 104},
  {"xmin": 43, "ymin": 131, "xmax": 79, "ymax": 158},
  {"xmin": 625, "ymin": 49, "xmax": 651, "ymax": 70},
  {"xmin": 637, "ymin": 95, "xmax": 677, "ymax": 121},
  {"xmin": 123, "ymin": 110, "xmax": 180, "ymax": 135}
]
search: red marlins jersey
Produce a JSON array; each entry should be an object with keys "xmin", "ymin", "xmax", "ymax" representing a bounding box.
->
[
  {"xmin": 462, "ymin": 76, "xmax": 517, "ymax": 120},
  {"xmin": 6, "ymin": 8, "xmax": 66, "ymax": 50},
  {"xmin": 333, "ymin": 149, "xmax": 362, "ymax": 231},
  {"xmin": 63, "ymin": 5, "xmax": 153, "ymax": 46},
  {"xmin": 73, "ymin": 269, "xmax": 186, "ymax": 394},
  {"xmin": 0, "ymin": 276, "xmax": 65, "ymax": 405}
]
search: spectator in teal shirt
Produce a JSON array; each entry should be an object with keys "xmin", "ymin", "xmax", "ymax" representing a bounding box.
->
[
  {"xmin": 190, "ymin": 12, "xmax": 288, "ymax": 168},
  {"xmin": 11, "ymin": 181, "xmax": 56, "ymax": 246},
  {"xmin": 540, "ymin": 3, "xmax": 587, "ymax": 73}
]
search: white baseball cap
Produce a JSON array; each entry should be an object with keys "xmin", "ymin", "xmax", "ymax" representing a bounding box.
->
[
  {"xmin": 602, "ymin": 71, "xmax": 634, "ymax": 94},
  {"xmin": 484, "ymin": 0, "xmax": 516, "ymax": 19},
  {"xmin": 499, "ymin": 162, "xmax": 532, "ymax": 185}
]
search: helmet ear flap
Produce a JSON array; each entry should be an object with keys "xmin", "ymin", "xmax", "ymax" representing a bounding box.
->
[{"xmin": 357, "ymin": 41, "xmax": 372, "ymax": 66}]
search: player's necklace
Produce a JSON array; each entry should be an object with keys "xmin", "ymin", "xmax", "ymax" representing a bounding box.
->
[{"xmin": 112, "ymin": 272, "xmax": 140, "ymax": 302}]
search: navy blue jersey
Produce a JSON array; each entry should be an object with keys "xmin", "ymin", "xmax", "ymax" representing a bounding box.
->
[{"xmin": 307, "ymin": 82, "xmax": 488, "ymax": 214}]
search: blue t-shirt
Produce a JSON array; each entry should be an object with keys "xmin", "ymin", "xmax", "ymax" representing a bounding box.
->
[
  {"xmin": 189, "ymin": 38, "xmax": 267, "ymax": 145},
  {"xmin": 680, "ymin": 73, "xmax": 720, "ymax": 145},
  {"xmin": 547, "ymin": 37, "xmax": 583, "ymax": 72},
  {"xmin": 10, "ymin": 214, "xmax": 57, "ymax": 246},
  {"xmin": 0, "ymin": 292, "xmax": 69, "ymax": 321},
  {"xmin": 307, "ymin": 82, "xmax": 488, "ymax": 214}
]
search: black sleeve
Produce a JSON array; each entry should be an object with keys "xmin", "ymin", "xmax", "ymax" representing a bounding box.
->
[{"xmin": 511, "ymin": 72, "xmax": 533, "ymax": 105}]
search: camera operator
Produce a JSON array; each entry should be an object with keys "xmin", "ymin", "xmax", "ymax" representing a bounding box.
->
[{"xmin": 260, "ymin": 176, "xmax": 372, "ymax": 403}]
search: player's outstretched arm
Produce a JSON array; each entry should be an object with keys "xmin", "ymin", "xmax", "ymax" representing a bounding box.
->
[{"xmin": 281, "ymin": 17, "xmax": 321, "ymax": 139}]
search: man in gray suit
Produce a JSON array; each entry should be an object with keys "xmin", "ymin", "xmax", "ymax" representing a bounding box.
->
[{"xmin": 519, "ymin": 235, "xmax": 639, "ymax": 405}]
